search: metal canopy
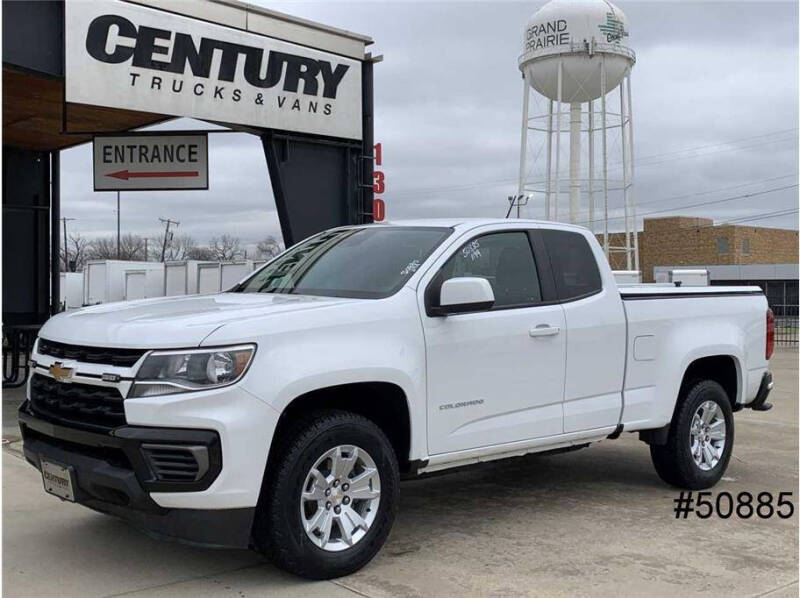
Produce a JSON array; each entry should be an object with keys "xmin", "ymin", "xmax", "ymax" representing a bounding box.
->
[{"xmin": 2, "ymin": 0, "xmax": 376, "ymax": 331}]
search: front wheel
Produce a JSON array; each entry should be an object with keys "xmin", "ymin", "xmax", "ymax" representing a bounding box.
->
[
  {"xmin": 254, "ymin": 411, "xmax": 399, "ymax": 579},
  {"xmin": 650, "ymin": 379, "xmax": 734, "ymax": 489}
]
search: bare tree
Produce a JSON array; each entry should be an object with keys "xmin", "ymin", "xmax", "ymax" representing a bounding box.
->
[
  {"xmin": 88, "ymin": 234, "xmax": 147, "ymax": 261},
  {"xmin": 156, "ymin": 233, "xmax": 197, "ymax": 261},
  {"xmin": 256, "ymin": 236, "xmax": 283, "ymax": 259},
  {"xmin": 186, "ymin": 246, "xmax": 217, "ymax": 261},
  {"xmin": 209, "ymin": 234, "xmax": 243, "ymax": 261},
  {"xmin": 60, "ymin": 233, "xmax": 89, "ymax": 272}
]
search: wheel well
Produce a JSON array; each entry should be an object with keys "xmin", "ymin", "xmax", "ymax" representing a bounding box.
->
[
  {"xmin": 642, "ymin": 355, "xmax": 739, "ymax": 446},
  {"xmin": 680, "ymin": 355, "xmax": 738, "ymax": 406},
  {"xmin": 272, "ymin": 382, "xmax": 412, "ymax": 473}
]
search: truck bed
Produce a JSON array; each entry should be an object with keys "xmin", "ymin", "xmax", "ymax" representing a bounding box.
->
[
  {"xmin": 618, "ymin": 284, "xmax": 764, "ymax": 299},
  {"xmin": 618, "ymin": 283, "xmax": 769, "ymax": 431}
]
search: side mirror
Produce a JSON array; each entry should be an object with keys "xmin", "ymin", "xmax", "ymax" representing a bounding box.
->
[{"xmin": 435, "ymin": 277, "xmax": 495, "ymax": 315}]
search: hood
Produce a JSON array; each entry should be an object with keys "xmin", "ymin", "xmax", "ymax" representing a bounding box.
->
[{"xmin": 39, "ymin": 292, "xmax": 361, "ymax": 348}]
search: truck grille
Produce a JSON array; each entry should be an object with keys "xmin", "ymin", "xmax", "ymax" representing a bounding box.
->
[
  {"xmin": 29, "ymin": 374, "xmax": 126, "ymax": 431},
  {"xmin": 37, "ymin": 338, "xmax": 146, "ymax": 368}
]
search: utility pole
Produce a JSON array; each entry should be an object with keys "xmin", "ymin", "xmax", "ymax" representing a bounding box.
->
[
  {"xmin": 61, "ymin": 217, "xmax": 75, "ymax": 271},
  {"xmin": 159, "ymin": 217, "xmax": 180, "ymax": 262},
  {"xmin": 116, "ymin": 190, "xmax": 121, "ymax": 259},
  {"xmin": 144, "ymin": 238, "xmax": 148, "ymax": 262}
]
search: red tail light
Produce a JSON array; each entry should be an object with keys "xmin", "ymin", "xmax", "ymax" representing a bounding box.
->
[{"xmin": 766, "ymin": 308, "xmax": 775, "ymax": 360}]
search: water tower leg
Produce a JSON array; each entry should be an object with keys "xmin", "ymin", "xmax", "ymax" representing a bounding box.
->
[
  {"xmin": 588, "ymin": 99, "xmax": 595, "ymax": 233},
  {"xmin": 554, "ymin": 57, "xmax": 563, "ymax": 221},
  {"xmin": 517, "ymin": 74, "xmax": 530, "ymax": 208},
  {"xmin": 600, "ymin": 55, "xmax": 609, "ymax": 257},
  {"xmin": 626, "ymin": 71, "xmax": 640, "ymax": 272},
  {"xmin": 545, "ymin": 99, "xmax": 553, "ymax": 221},
  {"xmin": 569, "ymin": 102, "xmax": 581, "ymax": 224},
  {"xmin": 620, "ymin": 81, "xmax": 631, "ymax": 270}
]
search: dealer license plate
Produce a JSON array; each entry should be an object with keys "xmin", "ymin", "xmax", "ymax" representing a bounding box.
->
[{"xmin": 40, "ymin": 458, "xmax": 75, "ymax": 502}]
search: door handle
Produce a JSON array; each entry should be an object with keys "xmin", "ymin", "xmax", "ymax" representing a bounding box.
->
[{"xmin": 529, "ymin": 325, "xmax": 560, "ymax": 338}]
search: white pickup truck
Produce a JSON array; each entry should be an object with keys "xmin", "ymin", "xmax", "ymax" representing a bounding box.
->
[{"xmin": 20, "ymin": 219, "xmax": 775, "ymax": 579}]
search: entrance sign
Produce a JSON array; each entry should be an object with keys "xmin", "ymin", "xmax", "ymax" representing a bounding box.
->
[
  {"xmin": 65, "ymin": 0, "xmax": 363, "ymax": 140},
  {"xmin": 93, "ymin": 133, "xmax": 209, "ymax": 191}
]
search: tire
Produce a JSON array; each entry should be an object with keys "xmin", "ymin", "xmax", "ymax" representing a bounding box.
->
[
  {"xmin": 650, "ymin": 379, "xmax": 734, "ymax": 489},
  {"xmin": 253, "ymin": 410, "xmax": 399, "ymax": 580}
]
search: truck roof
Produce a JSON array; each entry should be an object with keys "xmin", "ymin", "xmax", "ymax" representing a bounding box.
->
[{"xmin": 370, "ymin": 218, "xmax": 590, "ymax": 232}]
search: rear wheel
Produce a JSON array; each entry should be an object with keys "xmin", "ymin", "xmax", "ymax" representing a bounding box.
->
[
  {"xmin": 650, "ymin": 380, "xmax": 734, "ymax": 489},
  {"xmin": 254, "ymin": 411, "xmax": 398, "ymax": 579}
]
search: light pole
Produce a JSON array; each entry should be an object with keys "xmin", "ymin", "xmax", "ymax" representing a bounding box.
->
[{"xmin": 116, "ymin": 190, "xmax": 121, "ymax": 259}]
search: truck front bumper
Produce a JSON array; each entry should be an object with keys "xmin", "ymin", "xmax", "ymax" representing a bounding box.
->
[{"xmin": 18, "ymin": 404, "xmax": 255, "ymax": 548}]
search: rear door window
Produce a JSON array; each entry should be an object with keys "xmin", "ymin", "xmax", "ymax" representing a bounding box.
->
[{"xmin": 541, "ymin": 230, "xmax": 602, "ymax": 301}]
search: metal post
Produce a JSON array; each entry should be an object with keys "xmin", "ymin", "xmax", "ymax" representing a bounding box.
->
[
  {"xmin": 600, "ymin": 55, "xmax": 609, "ymax": 256},
  {"xmin": 51, "ymin": 151, "xmax": 60, "ymax": 315},
  {"xmin": 626, "ymin": 71, "xmax": 639, "ymax": 272},
  {"xmin": 568, "ymin": 102, "xmax": 582, "ymax": 223},
  {"xmin": 545, "ymin": 99, "xmax": 554, "ymax": 221},
  {"xmin": 116, "ymin": 190, "xmax": 120, "ymax": 260},
  {"xmin": 517, "ymin": 74, "xmax": 530, "ymax": 208},
  {"xmin": 588, "ymin": 99, "xmax": 594, "ymax": 233},
  {"xmin": 554, "ymin": 57, "xmax": 563, "ymax": 222},
  {"xmin": 361, "ymin": 59, "xmax": 375, "ymax": 224},
  {"xmin": 620, "ymin": 76, "xmax": 631, "ymax": 270}
]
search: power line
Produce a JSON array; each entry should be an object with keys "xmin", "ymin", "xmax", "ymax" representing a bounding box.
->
[
  {"xmin": 612, "ymin": 127, "xmax": 798, "ymax": 164},
  {"xmin": 706, "ymin": 208, "xmax": 799, "ymax": 228},
  {"xmin": 576, "ymin": 183, "xmax": 799, "ymax": 226},
  {"xmin": 386, "ymin": 128, "xmax": 799, "ymax": 198},
  {"xmin": 632, "ymin": 174, "xmax": 797, "ymax": 210},
  {"xmin": 597, "ymin": 207, "xmax": 798, "ymax": 238},
  {"xmin": 620, "ymin": 134, "xmax": 797, "ymax": 169}
]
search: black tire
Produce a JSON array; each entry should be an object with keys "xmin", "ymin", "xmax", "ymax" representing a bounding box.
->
[
  {"xmin": 253, "ymin": 410, "xmax": 399, "ymax": 580},
  {"xmin": 650, "ymin": 379, "xmax": 734, "ymax": 489}
]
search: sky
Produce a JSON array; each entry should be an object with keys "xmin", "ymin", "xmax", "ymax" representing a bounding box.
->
[{"xmin": 60, "ymin": 0, "xmax": 800, "ymax": 250}]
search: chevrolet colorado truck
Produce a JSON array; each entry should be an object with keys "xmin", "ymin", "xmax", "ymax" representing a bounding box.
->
[{"xmin": 20, "ymin": 219, "xmax": 774, "ymax": 579}]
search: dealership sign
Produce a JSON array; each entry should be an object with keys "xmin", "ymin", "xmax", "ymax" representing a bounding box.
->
[
  {"xmin": 65, "ymin": 0, "xmax": 363, "ymax": 139},
  {"xmin": 92, "ymin": 133, "xmax": 209, "ymax": 191}
]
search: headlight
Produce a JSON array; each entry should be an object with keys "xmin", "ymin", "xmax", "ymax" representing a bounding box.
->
[{"xmin": 129, "ymin": 345, "xmax": 255, "ymax": 398}]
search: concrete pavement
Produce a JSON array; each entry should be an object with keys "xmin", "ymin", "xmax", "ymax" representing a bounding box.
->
[{"xmin": 3, "ymin": 349, "xmax": 797, "ymax": 597}]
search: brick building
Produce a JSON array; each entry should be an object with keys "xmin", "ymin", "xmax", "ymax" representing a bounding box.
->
[
  {"xmin": 600, "ymin": 216, "xmax": 799, "ymax": 321},
  {"xmin": 602, "ymin": 216, "xmax": 798, "ymax": 278}
]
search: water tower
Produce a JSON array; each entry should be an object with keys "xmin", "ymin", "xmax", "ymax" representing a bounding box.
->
[{"xmin": 517, "ymin": 0, "xmax": 638, "ymax": 269}]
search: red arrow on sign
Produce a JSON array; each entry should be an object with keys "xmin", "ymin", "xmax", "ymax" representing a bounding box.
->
[{"xmin": 106, "ymin": 170, "xmax": 200, "ymax": 180}]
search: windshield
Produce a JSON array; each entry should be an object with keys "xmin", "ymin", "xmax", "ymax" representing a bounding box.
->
[{"xmin": 235, "ymin": 226, "xmax": 452, "ymax": 299}]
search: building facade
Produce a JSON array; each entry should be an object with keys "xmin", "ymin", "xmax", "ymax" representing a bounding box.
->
[
  {"xmin": 603, "ymin": 216, "xmax": 798, "ymax": 281},
  {"xmin": 602, "ymin": 217, "xmax": 798, "ymax": 344}
]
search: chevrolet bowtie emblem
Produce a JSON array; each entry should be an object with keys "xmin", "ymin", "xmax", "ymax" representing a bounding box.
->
[{"xmin": 49, "ymin": 362, "xmax": 74, "ymax": 383}]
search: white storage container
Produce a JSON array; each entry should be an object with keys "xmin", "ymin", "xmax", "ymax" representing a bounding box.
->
[
  {"xmin": 124, "ymin": 270, "xmax": 147, "ymax": 301},
  {"xmin": 613, "ymin": 270, "xmax": 641, "ymax": 285},
  {"xmin": 164, "ymin": 260, "xmax": 216, "ymax": 296},
  {"xmin": 220, "ymin": 260, "xmax": 254, "ymax": 290},
  {"xmin": 60, "ymin": 272, "xmax": 84, "ymax": 309},
  {"xmin": 197, "ymin": 262, "xmax": 222, "ymax": 294},
  {"xmin": 670, "ymin": 269, "xmax": 709, "ymax": 287},
  {"xmin": 83, "ymin": 260, "xmax": 164, "ymax": 305}
]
